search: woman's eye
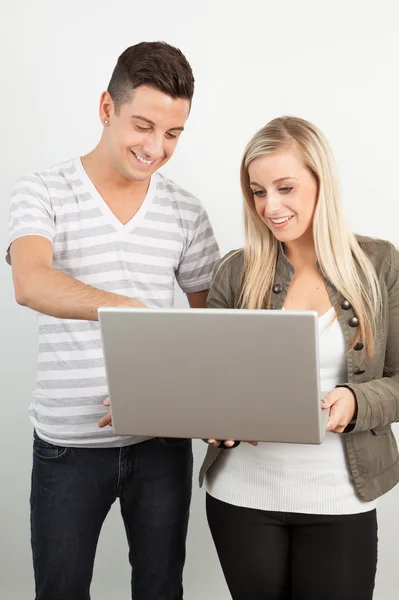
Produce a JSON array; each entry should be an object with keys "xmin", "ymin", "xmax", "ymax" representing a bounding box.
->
[
  {"xmin": 253, "ymin": 190, "xmax": 266, "ymax": 198},
  {"xmin": 279, "ymin": 187, "xmax": 293, "ymax": 193}
]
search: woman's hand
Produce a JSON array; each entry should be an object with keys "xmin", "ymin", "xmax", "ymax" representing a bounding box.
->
[
  {"xmin": 206, "ymin": 439, "xmax": 237, "ymax": 448},
  {"xmin": 205, "ymin": 439, "xmax": 258, "ymax": 448},
  {"xmin": 322, "ymin": 387, "xmax": 357, "ymax": 433}
]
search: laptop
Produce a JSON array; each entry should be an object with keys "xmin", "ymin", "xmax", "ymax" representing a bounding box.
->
[{"xmin": 98, "ymin": 308, "xmax": 330, "ymax": 444}]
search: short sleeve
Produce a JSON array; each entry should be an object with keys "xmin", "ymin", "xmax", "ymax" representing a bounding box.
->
[
  {"xmin": 176, "ymin": 207, "xmax": 220, "ymax": 293},
  {"xmin": 6, "ymin": 173, "xmax": 55, "ymax": 265}
]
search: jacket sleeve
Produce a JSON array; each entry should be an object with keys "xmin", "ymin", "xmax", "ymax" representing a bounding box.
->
[{"xmin": 349, "ymin": 243, "xmax": 399, "ymax": 432}]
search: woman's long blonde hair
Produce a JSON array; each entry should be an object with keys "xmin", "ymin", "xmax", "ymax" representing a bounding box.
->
[{"xmin": 240, "ymin": 116, "xmax": 381, "ymax": 356}]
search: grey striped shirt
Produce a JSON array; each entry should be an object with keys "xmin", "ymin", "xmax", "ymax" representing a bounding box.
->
[{"xmin": 7, "ymin": 158, "xmax": 220, "ymax": 447}]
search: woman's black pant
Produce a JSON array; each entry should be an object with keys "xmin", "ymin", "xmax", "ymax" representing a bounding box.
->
[{"xmin": 206, "ymin": 493, "xmax": 377, "ymax": 600}]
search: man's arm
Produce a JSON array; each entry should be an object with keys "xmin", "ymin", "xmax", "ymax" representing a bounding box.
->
[
  {"xmin": 186, "ymin": 290, "xmax": 209, "ymax": 309},
  {"xmin": 10, "ymin": 236, "xmax": 145, "ymax": 321}
]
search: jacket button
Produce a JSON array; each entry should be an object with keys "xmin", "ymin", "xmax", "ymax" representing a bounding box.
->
[
  {"xmin": 273, "ymin": 284, "xmax": 283, "ymax": 294},
  {"xmin": 348, "ymin": 316, "xmax": 359, "ymax": 327},
  {"xmin": 354, "ymin": 369, "xmax": 366, "ymax": 375},
  {"xmin": 341, "ymin": 299, "xmax": 351, "ymax": 310},
  {"xmin": 354, "ymin": 341, "xmax": 364, "ymax": 351}
]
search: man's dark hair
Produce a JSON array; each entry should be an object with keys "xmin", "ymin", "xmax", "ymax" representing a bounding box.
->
[{"xmin": 107, "ymin": 41, "xmax": 195, "ymax": 113}]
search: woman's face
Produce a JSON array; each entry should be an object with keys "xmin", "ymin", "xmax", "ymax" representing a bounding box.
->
[{"xmin": 248, "ymin": 144, "xmax": 318, "ymax": 245}]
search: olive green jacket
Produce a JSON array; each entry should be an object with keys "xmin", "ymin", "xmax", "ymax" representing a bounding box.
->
[{"xmin": 199, "ymin": 236, "xmax": 399, "ymax": 502}]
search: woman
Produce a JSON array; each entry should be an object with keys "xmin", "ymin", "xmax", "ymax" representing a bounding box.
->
[{"xmin": 200, "ymin": 116, "xmax": 399, "ymax": 600}]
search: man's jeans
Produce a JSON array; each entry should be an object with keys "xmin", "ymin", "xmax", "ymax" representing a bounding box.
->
[{"xmin": 31, "ymin": 431, "xmax": 193, "ymax": 600}]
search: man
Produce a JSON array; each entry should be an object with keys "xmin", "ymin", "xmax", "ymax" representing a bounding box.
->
[{"xmin": 7, "ymin": 41, "xmax": 219, "ymax": 600}]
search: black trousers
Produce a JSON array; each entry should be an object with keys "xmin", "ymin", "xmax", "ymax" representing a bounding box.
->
[{"xmin": 206, "ymin": 493, "xmax": 378, "ymax": 600}]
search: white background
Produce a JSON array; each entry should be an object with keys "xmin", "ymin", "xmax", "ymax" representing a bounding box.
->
[{"xmin": 1, "ymin": 1, "xmax": 399, "ymax": 598}]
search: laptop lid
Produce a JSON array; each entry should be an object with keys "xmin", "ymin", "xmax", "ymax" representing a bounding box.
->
[{"xmin": 99, "ymin": 308, "xmax": 327, "ymax": 444}]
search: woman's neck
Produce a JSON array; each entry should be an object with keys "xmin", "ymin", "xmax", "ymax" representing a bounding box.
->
[{"xmin": 283, "ymin": 233, "xmax": 317, "ymax": 270}]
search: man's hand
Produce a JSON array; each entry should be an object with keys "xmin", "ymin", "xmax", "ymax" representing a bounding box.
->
[
  {"xmin": 98, "ymin": 398, "xmax": 112, "ymax": 428},
  {"xmin": 322, "ymin": 387, "xmax": 357, "ymax": 433}
]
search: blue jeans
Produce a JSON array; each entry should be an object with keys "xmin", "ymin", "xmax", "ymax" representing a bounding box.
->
[{"xmin": 31, "ymin": 431, "xmax": 193, "ymax": 600}]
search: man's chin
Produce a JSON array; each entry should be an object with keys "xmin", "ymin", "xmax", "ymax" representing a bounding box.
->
[{"xmin": 123, "ymin": 166, "xmax": 155, "ymax": 183}]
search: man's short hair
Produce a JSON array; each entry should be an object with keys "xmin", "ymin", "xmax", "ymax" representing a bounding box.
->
[{"xmin": 107, "ymin": 41, "xmax": 195, "ymax": 113}]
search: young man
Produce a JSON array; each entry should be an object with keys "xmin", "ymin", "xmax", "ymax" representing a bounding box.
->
[{"xmin": 7, "ymin": 42, "xmax": 219, "ymax": 600}]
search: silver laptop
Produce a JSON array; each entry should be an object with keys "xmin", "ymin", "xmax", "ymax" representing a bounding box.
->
[{"xmin": 98, "ymin": 308, "xmax": 330, "ymax": 444}]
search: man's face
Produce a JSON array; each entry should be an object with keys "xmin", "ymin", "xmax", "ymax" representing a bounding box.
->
[{"xmin": 102, "ymin": 85, "xmax": 190, "ymax": 182}]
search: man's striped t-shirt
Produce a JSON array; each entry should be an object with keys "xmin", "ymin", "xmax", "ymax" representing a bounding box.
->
[{"xmin": 7, "ymin": 157, "xmax": 220, "ymax": 447}]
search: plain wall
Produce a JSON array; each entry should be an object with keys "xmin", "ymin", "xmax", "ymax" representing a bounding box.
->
[{"xmin": 1, "ymin": 1, "xmax": 398, "ymax": 598}]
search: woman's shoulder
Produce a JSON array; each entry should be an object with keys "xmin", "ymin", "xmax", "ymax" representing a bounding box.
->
[
  {"xmin": 212, "ymin": 249, "xmax": 245, "ymax": 286},
  {"xmin": 356, "ymin": 234, "xmax": 399, "ymax": 275},
  {"xmin": 209, "ymin": 249, "xmax": 245, "ymax": 305},
  {"xmin": 214, "ymin": 248, "xmax": 245, "ymax": 273}
]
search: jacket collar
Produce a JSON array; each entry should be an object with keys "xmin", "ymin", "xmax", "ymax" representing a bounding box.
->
[{"xmin": 276, "ymin": 242, "xmax": 295, "ymax": 280}]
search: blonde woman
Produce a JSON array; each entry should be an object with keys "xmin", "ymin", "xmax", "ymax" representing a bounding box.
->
[{"xmin": 200, "ymin": 117, "xmax": 399, "ymax": 600}]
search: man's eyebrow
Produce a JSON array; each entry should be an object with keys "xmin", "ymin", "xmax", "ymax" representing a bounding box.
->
[
  {"xmin": 131, "ymin": 115, "xmax": 155, "ymax": 126},
  {"xmin": 131, "ymin": 115, "xmax": 184, "ymax": 132}
]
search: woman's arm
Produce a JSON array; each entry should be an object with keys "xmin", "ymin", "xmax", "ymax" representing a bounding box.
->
[
  {"xmin": 346, "ymin": 243, "xmax": 399, "ymax": 432},
  {"xmin": 204, "ymin": 251, "xmax": 247, "ymax": 448}
]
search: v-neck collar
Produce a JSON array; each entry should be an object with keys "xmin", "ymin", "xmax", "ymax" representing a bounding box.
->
[{"xmin": 74, "ymin": 157, "xmax": 156, "ymax": 233}]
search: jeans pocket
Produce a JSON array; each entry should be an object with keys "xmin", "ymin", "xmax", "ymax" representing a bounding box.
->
[
  {"xmin": 158, "ymin": 437, "xmax": 191, "ymax": 447},
  {"xmin": 33, "ymin": 435, "xmax": 70, "ymax": 461}
]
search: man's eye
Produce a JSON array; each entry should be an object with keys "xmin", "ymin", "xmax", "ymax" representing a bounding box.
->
[{"xmin": 136, "ymin": 126, "xmax": 151, "ymax": 132}]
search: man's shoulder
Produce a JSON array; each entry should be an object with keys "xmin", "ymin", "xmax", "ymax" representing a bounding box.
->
[
  {"xmin": 14, "ymin": 158, "xmax": 77, "ymax": 191},
  {"xmin": 155, "ymin": 172, "xmax": 204, "ymax": 212}
]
